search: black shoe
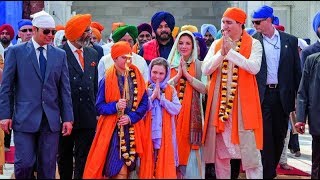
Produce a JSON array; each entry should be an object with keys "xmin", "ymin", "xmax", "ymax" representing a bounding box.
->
[{"xmin": 205, "ymin": 163, "xmax": 217, "ymax": 179}]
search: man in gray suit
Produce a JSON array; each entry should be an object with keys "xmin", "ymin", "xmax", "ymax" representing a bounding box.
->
[
  {"xmin": 0, "ymin": 10, "xmax": 74, "ymax": 179},
  {"xmin": 252, "ymin": 5, "xmax": 302, "ymax": 179}
]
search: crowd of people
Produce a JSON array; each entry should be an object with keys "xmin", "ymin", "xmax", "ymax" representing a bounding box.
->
[{"xmin": 0, "ymin": 4, "xmax": 319, "ymax": 179}]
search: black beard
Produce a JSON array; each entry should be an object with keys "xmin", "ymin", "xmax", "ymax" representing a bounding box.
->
[
  {"xmin": 156, "ymin": 33, "xmax": 172, "ymax": 42},
  {"xmin": 0, "ymin": 38, "xmax": 10, "ymax": 45}
]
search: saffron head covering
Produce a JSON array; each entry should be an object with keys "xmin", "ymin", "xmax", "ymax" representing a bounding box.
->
[
  {"xmin": 181, "ymin": 25, "xmax": 198, "ymax": 33},
  {"xmin": 223, "ymin": 7, "xmax": 247, "ymax": 24},
  {"xmin": 91, "ymin": 21, "xmax": 104, "ymax": 33},
  {"xmin": 137, "ymin": 23, "xmax": 152, "ymax": 35},
  {"xmin": 0, "ymin": 24, "xmax": 15, "ymax": 40},
  {"xmin": 111, "ymin": 41, "xmax": 132, "ymax": 60},
  {"xmin": 55, "ymin": 25, "xmax": 65, "ymax": 31},
  {"xmin": 18, "ymin": 19, "xmax": 32, "ymax": 30},
  {"xmin": 312, "ymin": 11, "xmax": 320, "ymax": 33},
  {"xmin": 31, "ymin": 10, "xmax": 55, "ymax": 28},
  {"xmin": 193, "ymin": 32, "xmax": 208, "ymax": 61},
  {"xmin": 112, "ymin": 25, "xmax": 138, "ymax": 43},
  {"xmin": 111, "ymin": 22, "xmax": 125, "ymax": 32},
  {"xmin": 200, "ymin": 24, "xmax": 217, "ymax": 37},
  {"xmin": 92, "ymin": 28, "xmax": 102, "ymax": 42},
  {"xmin": 172, "ymin": 26, "xmax": 180, "ymax": 38},
  {"xmin": 65, "ymin": 14, "xmax": 92, "ymax": 41},
  {"xmin": 151, "ymin": 11, "xmax": 175, "ymax": 32}
]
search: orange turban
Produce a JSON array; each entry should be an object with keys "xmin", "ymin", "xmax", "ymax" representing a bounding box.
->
[
  {"xmin": 91, "ymin": 21, "xmax": 104, "ymax": 32},
  {"xmin": 111, "ymin": 22, "xmax": 125, "ymax": 32},
  {"xmin": 111, "ymin": 41, "xmax": 132, "ymax": 60},
  {"xmin": 172, "ymin": 26, "xmax": 179, "ymax": 38},
  {"xmin": 91, "ymin": 28, "xmax": 102, "ymax": 41},
  {"xmin": 65, "ymin": 14, "xmax": 92, "ymax": 41},
  {"xmin": 223, "ymin": 7, "xmax": 247, "ymax": 24},
  {"xmin": 56, "ymin": 24, "xmax": 65, "ymax": 31}
]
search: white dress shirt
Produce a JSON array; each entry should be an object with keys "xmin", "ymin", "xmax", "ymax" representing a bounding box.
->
[
  {"xmin": 67, "ymin": 40, "xmax": 84, "ymax": 71},
  {"xmin": 31, "ymin": 37, "xmax": 48, "ymax": 68}
]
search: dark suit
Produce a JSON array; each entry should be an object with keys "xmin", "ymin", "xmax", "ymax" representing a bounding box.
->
[
  {"xmin": 92, "ymin": 42, "xmax": 104, "ymax": 62},
  {"xmin": 0, "ymin": 41, "xmax": 74, "ymax": 179},
  {"xmin": 296, "ymin": 52, "xmax": 320, "ymax": 179},
  {"xmin": 253, "ymin": 31, "xmax": 302, "ymax": 179},
  {"xmin": 57, "ymin": 42, "xmax": 98, "ymax": 179}
]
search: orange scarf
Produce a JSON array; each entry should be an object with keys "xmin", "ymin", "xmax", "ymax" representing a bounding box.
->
[
  {"xmin": 202, "ymin": 30, "xmax": 263, "ymax": 150},
  {"xmin": 83, "ymin": 65, "xmax": 148, "ymax": 178},
  {"xmin": 139, "ymin": 85, "xmax": 177, "ymax": 178},
  {"xmin": 170, "ymin": 61, "xmax": 198, "ymax": 166}
]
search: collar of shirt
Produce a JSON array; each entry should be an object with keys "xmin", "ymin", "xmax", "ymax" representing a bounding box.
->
[
  {"xmin": 262, "ymin": 27, "xmax": 280, "ymax": 40},
  {"xmin": 67, "ymin": 40, "xmax": 84, "ymax": 53},
  {"xmin": 31, "ymin": 37, "xmax": 48, "ymax": 51}
]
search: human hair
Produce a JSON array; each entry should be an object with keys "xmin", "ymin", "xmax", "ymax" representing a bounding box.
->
[
  {"xmin": 179, "ymin": 33, "xmax": 194, "ymax": 48},
  {"xmin": 150, "ymin": 57, "xmax": 169, "ymax": 75}
]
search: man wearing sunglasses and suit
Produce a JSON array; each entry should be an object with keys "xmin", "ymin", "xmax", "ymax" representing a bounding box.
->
[
  {"xmin": 252, "ymin": 5, "xmax": 302, "ymax": 179},
  {"xmin": 17, "ymin": 19, "xmax": 33, "ymax": 43},
  {"xmin": 0, "ymin": 10, "xmax": 74, "ymax": 179}
]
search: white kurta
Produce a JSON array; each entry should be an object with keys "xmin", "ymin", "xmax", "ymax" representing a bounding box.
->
[{"xmin": 201, "ymin": 38, "xmax": 262, "ymax": 171}]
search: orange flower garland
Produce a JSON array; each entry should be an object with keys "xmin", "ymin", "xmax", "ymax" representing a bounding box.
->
[
  {"xmin": 118, "ymin": 68, "xmax": 138, "ymax": 166},
  {"xmin": 218, "ymin": 37, "xmax": 242, "ymax": 122},
  {"xmin": 178, "ymin": 63, "xmax": 191, "ymax": 104}
]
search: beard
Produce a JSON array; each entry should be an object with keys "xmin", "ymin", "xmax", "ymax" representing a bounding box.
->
[
  {"xmin": 205, "ymin": 39, "xmax": 214, "ymax": 47},
  {"xmin": 76, "ymin": 36, "xmax": 91, "ymax": 47},
  {"xmin": 156, "ymin": 31, "xmax": 172, "ymax": 41},
  {"xmin": 0, "ymin": 37, "xmax": 10, "ymax": 45}
]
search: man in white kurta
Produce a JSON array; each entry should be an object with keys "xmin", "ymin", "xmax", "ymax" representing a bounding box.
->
[{"xmin": 201, "ymin": 7, "xmax": 264, "ymax": 179}]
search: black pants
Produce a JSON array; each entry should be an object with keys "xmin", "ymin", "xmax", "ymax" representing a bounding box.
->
[
  {"xmin": 288, "ymin": 132, "xmax": 300, "ymax": 152},
  {"xmin": 311, "ymin": 135, "xmax": 320, "ymax": 179},
  {"xmin": 57, "ymin": 128, "xmax": 95, "ymax": 179},
  {"xmin": 260, "ymin": 88, "xmax": 289, "ymax": 179}
]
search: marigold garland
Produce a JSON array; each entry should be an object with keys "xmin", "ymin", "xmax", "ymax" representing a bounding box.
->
[
  {"xmin": 178, "ymin": 63, "xmax": 191, "ymax": 104},
  {"xmin": 118, "ymin": 68, "xmax": 138, "ymax": 166},
  {"xmin": 218, "ymin": 36, "xmax": 242, "ymax": 122}
]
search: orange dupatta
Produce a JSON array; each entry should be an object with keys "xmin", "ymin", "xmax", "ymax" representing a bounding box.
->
[
  {"xmin": 139, "ymin": 85, "xmax": 177, "ymax": 178},
  {"xmin": 83, "ymin": 65, "xmax": 148, "ymax": 178},
  {"xmin": 202, "ymin": 30, "xmax": 263, "ymax": 150},
  {"xmin": 170, "ymin": 61, "xmax": 198, "ymax": 166}
]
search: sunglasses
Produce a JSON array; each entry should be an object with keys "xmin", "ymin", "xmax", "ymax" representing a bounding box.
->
[
  {"xmin": 20, "ymin": 28, "xmax": 33, "ymax": 33},
  {"xmin": 41, "ymin": 28, "xmax": 57, "ymax": 35},
  {"xmin": 252, "ymin": 18, "xmax": 268, "ymax": 25}
]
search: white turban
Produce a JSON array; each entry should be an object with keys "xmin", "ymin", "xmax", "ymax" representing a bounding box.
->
[
  {"xmin": 31, "ymin": 10, "xmax": 55, "ymax": 28},
  {"xmin": 53, "ymin": 30, "xmax": 65, "ymax": 47},
  {"xmin": 200, "ymin": 24, "xmax": 217, "ymax": 37}
]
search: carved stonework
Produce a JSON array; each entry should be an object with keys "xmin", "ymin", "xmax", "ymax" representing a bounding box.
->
[{"xmin": 23, "ymin": 1, "xmax": 44, "ymax": 19}]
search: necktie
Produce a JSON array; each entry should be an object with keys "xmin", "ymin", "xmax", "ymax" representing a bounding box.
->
[
  {"xmin": 38, "ymin": 47, "xmax": 47, "ymax": 80},
  {"xmin": 75, "ymin": 49, "xmax": 85, "ymax": 70}
]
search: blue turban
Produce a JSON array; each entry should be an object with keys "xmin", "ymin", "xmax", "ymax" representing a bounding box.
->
[
  {"xmin": 151, "ymin": 11, "xmax": 175, "ymax": 32},
  {"xmin": 252, "ymin": 5, "xmax": 274, "ymax": 19},
  {"xmin": 312, "ymin": 11, "xmax": 320, "ymax": 33},
  {"xmin": 245, "ymin": 28, "xmax": 256, "ymax": 36},
  {"xmin": 18, "ymin": 19, "xmax": 32, "ymax": 30},
  {"xmin": 200, "ymin": 24, "xmax": 217, "ymax": 37},
  {"xmin": 252, "ymin": 5, "xmax": 280, "ymax": 24}
]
